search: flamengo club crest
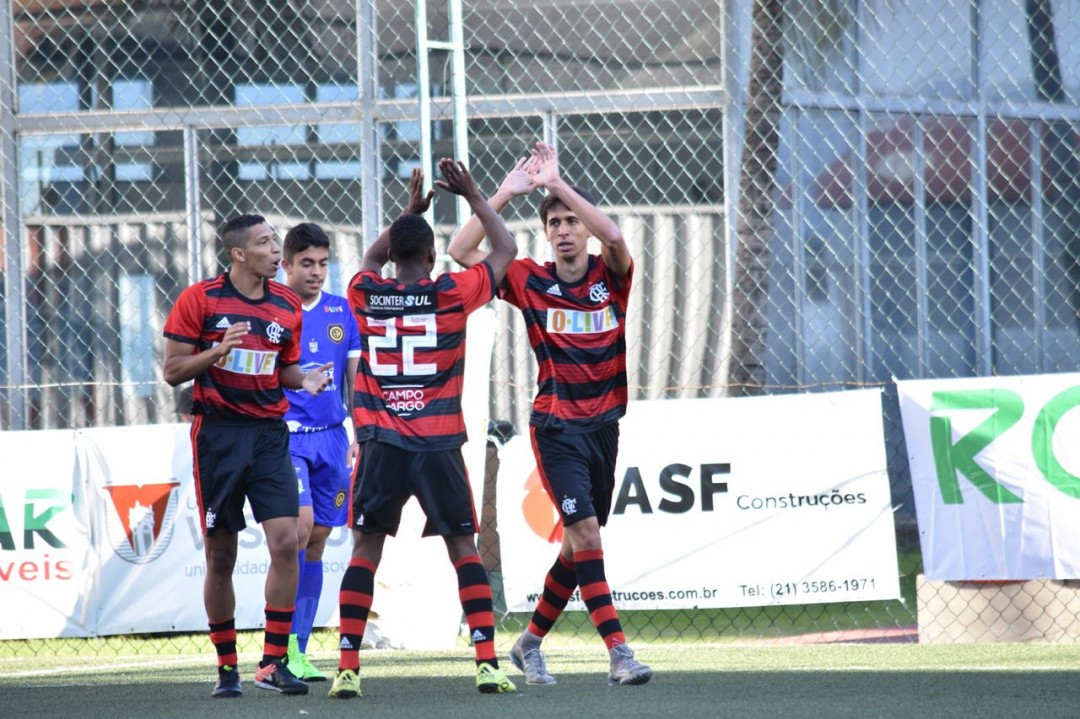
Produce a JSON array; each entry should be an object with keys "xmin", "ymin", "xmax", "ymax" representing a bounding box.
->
[
  {"xmin": 103, "ymin": 481, "xmax": 181, "ymax": 564},
  {"xmin": 266, "ymin": 320, "xmax": 284, "ymax": 344}
]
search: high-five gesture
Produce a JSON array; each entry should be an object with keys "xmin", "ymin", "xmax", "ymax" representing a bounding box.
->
[
  {"xmin": 447, "ymin": 153, "xmax": 540, "ymax": 269},
  {"xmin": 434, "ymin": 158, "xmax": 483, "ymax": 200},
  {"xmin": 499, "ymin": 154, "xmax": 541, "ymax": 197},
  {"xmin": 405, "ymin": 167, "xmax": 435, "ymax": 215},
  {"xmin": 436, "ymin": 157, "xmax": 518, "ymax": 282},
  {"xmin": 529, "ymin": 141, "xmax": 561, "ymax": 189},
  {"xmin": 361, "ymin": 167, "xmax": 436, "ymax": 272}
]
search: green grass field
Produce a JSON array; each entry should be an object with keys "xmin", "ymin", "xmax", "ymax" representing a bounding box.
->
[{"xmin": 6, "ymin": 641, "xmax": 1080, "ymax": 719}]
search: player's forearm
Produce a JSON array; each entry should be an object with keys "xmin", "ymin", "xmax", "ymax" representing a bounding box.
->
[
  {"xmin": 467, "ymin": 193, "xmax": 515, "ymax": 256},
  {"xmin": 279, "ymin": 363, "xmax": 305, "ymax": 390},
  {"xmin": 546, "ymin": 177, "xmax": 623, "ymax": 246},
  {"xmin": 360, "ymin": 228, "xmax": 391, "ymax": 273},
  {"xmin": 163, "ymin": 348, "xmax": 225, "ymax": 386},
  {"xmin": 345, "ymin": 359, "xmax": 359, "ymax": 414},
  {"xmin": 448, "ymin": 189, "xmax": 515, "ymax": 267}
]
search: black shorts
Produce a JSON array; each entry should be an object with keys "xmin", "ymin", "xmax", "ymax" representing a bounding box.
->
[
  {"xmin": 530, "ymin": 423, "xmax": 620, "ymax": 527},
  {"xmin": 351, "ymin": 441, "xmax": 477, "ymax": 537},
  {"xmin": 191, "ymin": 416, "xmax": 299, "ymax": 536}
]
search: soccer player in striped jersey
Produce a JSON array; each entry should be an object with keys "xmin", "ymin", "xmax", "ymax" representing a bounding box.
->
[
  {"xmin": 448, "ymin": 142, "xmax": 652, "ymax": 687},
  {"xmin": 163, "ymin": 215, "xmax": 333, "ymax": 698},
  {"xmin": 280, "ymin": 222, "xmax": 362, "ymax": 682},
  {"xmin": 328, "ymin": 160, "xmax": 518, "ymax": 699}
]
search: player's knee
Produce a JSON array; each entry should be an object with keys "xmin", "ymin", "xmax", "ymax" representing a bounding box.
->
[{"xmin": 205, "ymin": 544, "xmax": 238, "ymax": 574}]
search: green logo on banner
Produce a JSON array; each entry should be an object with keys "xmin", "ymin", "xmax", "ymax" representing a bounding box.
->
[
  {"xmin": 1031, "ymin": 386, "xmax": 1080, "ymax": 499},
  {"xmin": 929, "ymin": 390, "xmax": 1023, "ymax": 504},
  {"xmin": 929, "ymin": 386, "xmax": 1080, "ymax": 504}
]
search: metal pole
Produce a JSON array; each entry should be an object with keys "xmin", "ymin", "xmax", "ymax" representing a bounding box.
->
[
  {"xmin": 415, "ymin": 0, "xmax": 434, "ymax": 223},
  {"xmin": 852, "ymin": 0, "xmax": 873, "ymax": 383},
  {"xmin": 183, "ymin": 126, "xmax": 203, "ymax": 285},
  {"xmin": 357, "ymin": 0, "xmax": 382, "ymax": 249},
  {"xmin": 719, "ymin": 0, "xmax": 749, "ymax": 393},
  {"xmin": 448, "ymin": 0, "xmax": 469, "ymax": 224},
  {"xmin": 1029, "ymin": 120, "xmax": 1046, "ymax": 372},
  {"xmin": 912, "ymin": 118, "xmax": 930, "ymax": 378},
  {"xmin": 0, "ymin": 0, "xmax": 26, "ymax": 428},
  {"xmin": 971, "ymin": 0, "xmax": 993, "ymax": 375},
  {"xmin": 789, "ymin": 109, "xmax": 805, "ymax": 386}
]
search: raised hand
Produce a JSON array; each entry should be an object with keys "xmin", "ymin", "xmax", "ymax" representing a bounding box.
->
[
  {"xmin": 434, "ymin": 158, "xmax": 481, "ymax": 200},
  {"xmin": 530, "ymin": 141, "xmax": 560, "ymax": 188},
  {"xmin": 405, "ymin": 167, "xmax": 435, "ymax": 215},
  {"xmin": 498, "ymin": 154, "xmax": 540, "ymax": 197}
]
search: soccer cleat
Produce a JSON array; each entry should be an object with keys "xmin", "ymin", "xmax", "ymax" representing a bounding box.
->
[
  {"xmin": 294, "ymin": 652, "xmax": 327, "ymax": 682},
  {"xmin": 509, "ymin": 635, "xmax": 556, "ymax": 685},
  {"xmin": 287, "ymin": 635, "xmax": 327, "ymax": 682},
  {"xmin": 608, "ymin": 643, "xmax": 652, "ymax": 686},
  {"xmin": 253, "ymin": 657, "xmax": 309, "ymax": 695},
  {"xmin": 328, "ymin": 668, "xmax": 361, "ymax": 699},
  {"xmin": 211, "ymin": 665, "xmax": 242, "ymax": 698},
  {"xmin": 476, "ymin": 662, "xmax": 516, "ymax": 694}
]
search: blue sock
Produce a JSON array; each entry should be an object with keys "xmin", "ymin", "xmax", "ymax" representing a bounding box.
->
[
  {"xmin": 293, "ymin": 555, "xmax": 323, "ymax": 653},
  {"xmin": 290, "ymin": 550, "xmax": 306, "ymax": 638}
]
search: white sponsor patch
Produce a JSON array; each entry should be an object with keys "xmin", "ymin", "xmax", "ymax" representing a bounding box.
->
[
  {"xmin": 545, "ymin": 306, "xmax": 618, "ymax": 335},
  {"xmin": 213, "ymin": 345, "xmax": 278, "ymax": 376}
]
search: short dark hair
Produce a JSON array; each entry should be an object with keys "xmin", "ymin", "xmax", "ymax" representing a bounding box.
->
[
  {"xmin": 220, "ymin": 214, "xmax": 267, "ymax": 252},
  {"xmin": 389, "ymin": 213, "xmax": 435, "ymax": 262},
  {"xmin": 283, "ymin": 222, "xmax": 330, "ymax": 262},
  {"xmin": 538, "ymin": 186, "xmax": 596, "ymax": 226}
]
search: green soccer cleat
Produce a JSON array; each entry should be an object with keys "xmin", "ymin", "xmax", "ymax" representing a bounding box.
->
[
  {"xmin": 328, "ymin": 668, "xmax": 361, "ymax": 699},
  {"xmin": 287, "ymin": 635, "xmax": 327, "ymax": 682},
  {"xmin": 476, "ymin": 662, "xmax": 516, "ymax": 694}
]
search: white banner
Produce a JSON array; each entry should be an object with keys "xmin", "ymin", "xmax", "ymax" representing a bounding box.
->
[
  {"xmin": 0, "ymin": 430, "xmax": 94, "ymax": 639},
  {"xmin": 0, "ymin": 308, "xmax": 496, "ymax": 643},
  {"xmin": 498, "ymin": 390, "xmax": 901, "ymax": 611},
  {"xmin": 84, "ymin": 424, "xmax": 334, "ymax": 634},
  {"xmin": 897, "ymin": 372, "xmax": 1080, "ymax": 581},
  {"xmin": 82, "ymin": 424, "xmax": 466, "ymax": 647}
]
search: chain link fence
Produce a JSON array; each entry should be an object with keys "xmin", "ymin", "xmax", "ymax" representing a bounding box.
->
[{"xmin": 2, "ymin": 0, "xmax": 1079, "ymax": 657}]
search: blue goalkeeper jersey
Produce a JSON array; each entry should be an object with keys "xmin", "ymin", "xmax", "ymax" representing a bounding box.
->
[{"xmin": 284, "ymin": 291, "xmax": 362, "ymax": 431}]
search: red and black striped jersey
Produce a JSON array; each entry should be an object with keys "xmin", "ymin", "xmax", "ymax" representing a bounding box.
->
[
  {"xmin": 500, "ymin": 255, "xmax": 632, "ymax": 432},
  {"xmin": 163, "ymin": 273, "xmax": 302, "ymax": 419},
  {"xmin": 348, "ymin": 262, "xmax": 495, "ymax": 451}
]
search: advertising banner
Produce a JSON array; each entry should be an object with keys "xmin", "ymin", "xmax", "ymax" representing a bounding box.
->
[
  {"xmin": 498, "ymin": 390, "xmax": 901, "ymax": 611},
  {"xmin": 0, "ymin": 430, "xmax": 94, "ymax": 639},
  {"xmin": 898, "ymin": 373, "xmax": 1080, "ymax": 580},
  {"xmin": 84, "ymin": 424, "xmax": 463, "ymax": 648},
  {"xmin": 0, "ymin": 307, "xmax": 497, "ymax": 644}
]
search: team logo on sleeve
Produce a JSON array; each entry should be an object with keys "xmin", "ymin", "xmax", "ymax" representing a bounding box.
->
[{"xmin": 328, "ymin": 324, "xmax": 345, "ymax": 343}]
